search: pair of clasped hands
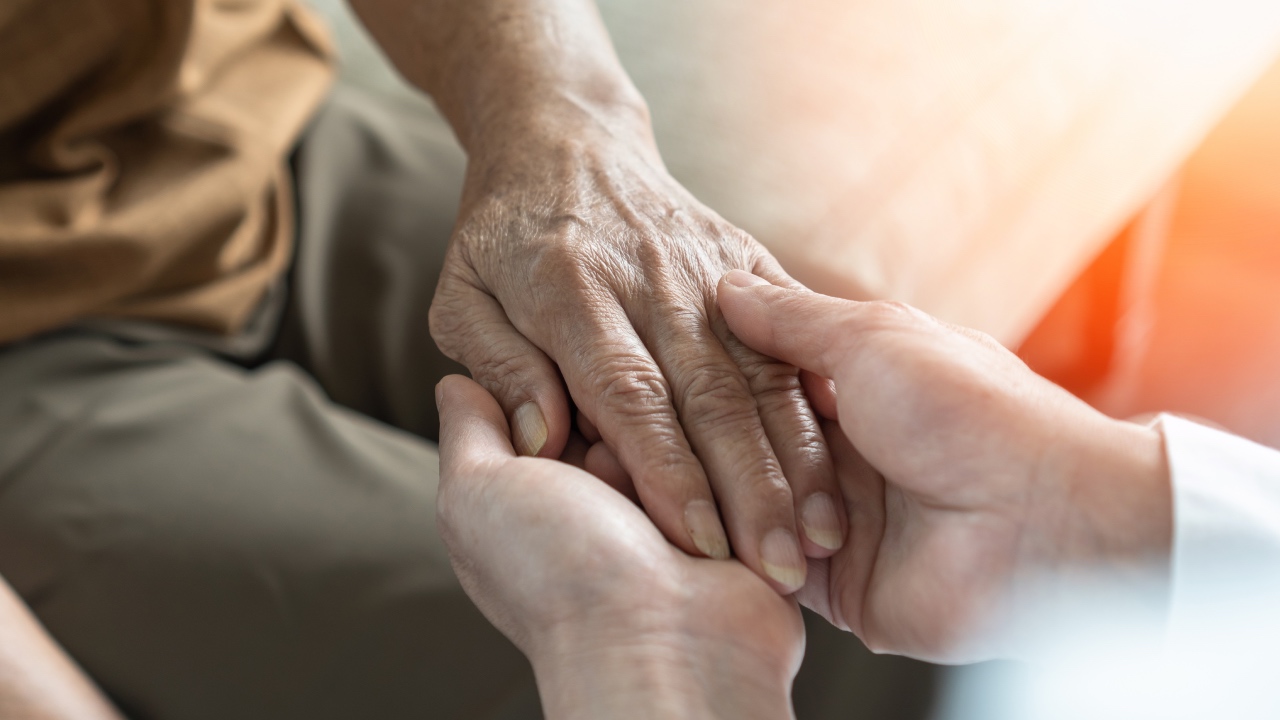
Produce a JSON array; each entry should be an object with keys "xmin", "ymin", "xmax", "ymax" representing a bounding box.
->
[{"xmin": 435, "ymin": 271, "xmax": 1172, "ymax": 719}]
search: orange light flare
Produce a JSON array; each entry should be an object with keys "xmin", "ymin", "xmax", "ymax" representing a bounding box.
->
[{"xmin": 1020, "ymin": 46, "xmax": 1280, "ymax": 446}]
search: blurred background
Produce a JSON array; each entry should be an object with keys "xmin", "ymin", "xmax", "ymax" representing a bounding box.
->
[
  {"xmin": 309, "ymin": 0, "xmax": 1280, "ymax": 448},
  {"xmin": 306, "ymin": 1, "xmax": 1280, "ymax": 716}
]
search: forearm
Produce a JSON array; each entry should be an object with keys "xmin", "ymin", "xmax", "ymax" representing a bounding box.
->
[
  {"xmin": 348, "ymin": 0, "xmax": 651, "ymax": 158},
  {"xmin": 0, "ymin": 578, "xmax": 123, "ymax": 720}
]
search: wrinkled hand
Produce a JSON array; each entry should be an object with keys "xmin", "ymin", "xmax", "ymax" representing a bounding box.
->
[
  {"xmin": 435, "ymin": 374, "xmax": 803, "ymax": 719},
  {"xmin": 430, "ymin": 109, "xmax": 843, "ymax": 593},
  {"xmin": 718, "ymin": 271, "xmax": 1172, "ymax": 663}
]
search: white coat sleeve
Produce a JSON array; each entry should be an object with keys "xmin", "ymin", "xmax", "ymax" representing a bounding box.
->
[{"xmin": 1159, "ymin": 414, "xmax": 1280, "ymax": 644}]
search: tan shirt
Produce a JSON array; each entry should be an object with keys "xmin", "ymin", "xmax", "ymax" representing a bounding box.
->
[{"xmin": 0, "ymin": 0, "xmax": 334, "ymax": 344}]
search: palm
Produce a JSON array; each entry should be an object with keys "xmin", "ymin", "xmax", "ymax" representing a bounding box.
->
[
  {"xmin": 440, "ymin": 450, "xmax": 804, "ymax": 671},
  {"xmin": 797, "ymin": 420, "xmax": 1029, "ymax": 664}
]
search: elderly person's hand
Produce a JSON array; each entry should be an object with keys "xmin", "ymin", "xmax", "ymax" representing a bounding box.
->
[
  {"xmin": 429, "ymin": 112, "xmax": 843, "ymax": 592},
  {"xmin": 717, "ymin": 271, "xmax": 1173, "ymax": 662},
  {"xmin": 434, "ymin": 374, "xmax": 803, "ymax": 719},
  {"xmin": 352, "ymin": 0, "xmax": 844, "ymax": 595}
]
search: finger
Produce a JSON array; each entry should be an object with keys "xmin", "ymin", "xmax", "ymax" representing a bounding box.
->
[
  {"xmin": 717, "ymin": 270, "xmax": 920, "ymax": 380},
  {"xmin": 822, "ymin": 418, "xmax": 887, "ymax": 641},
  {"xmin": 800, "ymin": 370, "xmax": 839, "ymax": 421},
  {"xmin": 514, "ymin": 298, "xmax": 732, "ymax": 563},
  {"xmin": 750, "ymin": 252, "xmax": 807, "ymax": 291},
  {"xmin": 715, "ymin": 324, "xmax": 846, "ymax": 558},
  {"xmin": 584, "ymin": 442, "xmax": 638, "ymax": 503},
  {"xmin": 730, "ymin": 256, "xmax": 845, "ymax": 556},
  {"xmin": 559, "ymin": 430, "xmax": 592, "ymax": 470},
  {"xmin": 435, "ymin": 374, "xmax": 517, "ymax": 485},
  {"xmin": 794, "ymin": 557, "xmax": 834, "ymax": 622},
  {"xmin": 576, "ymin": 409, "xmax": 602, "ymax": 444},
  {"xmin": 631, "ymin": 298, "xmax": 807, "ymax": 594},
  {"xmin": 431, "ymin": 270, "xmax": 571, "ymax": 459}
]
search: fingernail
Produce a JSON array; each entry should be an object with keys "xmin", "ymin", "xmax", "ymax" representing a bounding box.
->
[
  {"xmin": 434, "ymin": 382, "xmax": 444, "ymax": 411},
  {"xmin": 723, "ymin": 270, "xmax": 771, "ymax": 288},
  {"xmin": 684, "ymin": 500, "xmax": 730, "ymax": 560},
  {"xmin": 801, "ymin": 493, "xmax": 844, "ymax": 551},
  {"xmin": 760, "ymin": 528, "xmax": 806, "ymax": 592},
  {"xmin": 512, "ymin": 402, "xmax": 548, "ymax": 456}
]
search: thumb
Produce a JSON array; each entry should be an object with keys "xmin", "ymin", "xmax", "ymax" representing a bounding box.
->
[
  {"xmin": 431, "ymin": 274, "xmax": 570, "ymax": 459},
  {"xmin": 717, "ymin": 270, "xmax": 869, "ymax": 380},
  {"xmin": 436, "ymin": 374, "xmax": 518, "ymax": 487}
]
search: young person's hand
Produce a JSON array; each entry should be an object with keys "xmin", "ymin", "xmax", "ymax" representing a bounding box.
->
[
  {"xmin": 718, "ymin": 271, "xmax": 1172, "ymax": 662},
  {"xmin": 435, "ymin": 374, "xmax": 804, "ymax": 719}
]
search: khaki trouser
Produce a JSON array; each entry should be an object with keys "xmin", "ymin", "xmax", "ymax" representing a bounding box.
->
[{"xmin": 0, "ymin": 85, "xmax": 934, "ymax": 720}]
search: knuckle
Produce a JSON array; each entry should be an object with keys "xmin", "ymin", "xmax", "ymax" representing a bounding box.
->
[
  {"xmin": 742, "ymin": 469, "xmax": 795, "ymax": 507},
  {"xmin": 528, "ymin": 242, "xmax": 630, "ymax": 306},
  {"xmin": 471, "ymin": 350, "xmax": 531, "ymax": 386},
  {"xmin": 677, "ymin": 363, "xmax": 759, "ymax": 430},
  {"xmin": 428, "ymin": 270, "xmax": 500, "ymax": 360},
  {"xmin": 753, "ymin": 388, "xmax": 808, "ymax": 424},
  {"xmin": 427, "ymin": 285, "xmax": 468, "ymax": 349},
  {"xmin": 721, "ymin": 227, "xmax": 763, "ymax": 257},
  {"xmin": 584, "ymin": 358, "xmax": 717, "ymax": 486},
  {"xmin": 527, "ymin": 241, "xmax": 581, "ymax": 282},
  {"xmin": 779, "ymin": 430, "xmax": 832, "ymax": 481},
  {"xmin": 593, "ymin": 358, "xmax": 672, "ymax": 418},
  {"xmin": 740, "ymin": 358, "xmax": 803, "ymax": 399},
  {"xmin": 635, "ymin": 236, "xmax": 681, "ymax": 281},
  {"xmin": 634, "ymin": 443, "xmax": 705, "ymax": 489}
]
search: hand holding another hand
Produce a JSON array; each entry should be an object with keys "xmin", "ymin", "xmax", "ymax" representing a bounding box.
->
[
  {"xmin": 435, "ymin": 375, "xmax": 803, "ymax": 720},
  {"xmin": 429, "ymin": 105, "xmax": 844, "ymax": 593},
  {"xmin": 434, "ymin": 270, "xmax": 1175, "ymax": 719},
  {"xmin": 717, "ymin": 271, "xmax": 1172, "ymax": 662}
]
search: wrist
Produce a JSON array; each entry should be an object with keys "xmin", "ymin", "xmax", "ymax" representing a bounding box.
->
[
  {"xmin": 530, "ymin": 623, "xmax": 793, "ymax": 720},
  {"xmin": 1071, "ymin": 416, "xmax": 1173, "ymax": 564},
  {"xmin": 1037, "ymin": 410, "xmax": 1173, "ymax": 581},
  {"xmin": 462, "ymin": 86, "xmax": 659, "ymax": 180},
  {"xmin": 354, "ymin": 0, "xmax": 654, "ymax": 160},
  {"xmin": 1002, "ymin": 411, "xmax": 1174, "ymax": 658}
]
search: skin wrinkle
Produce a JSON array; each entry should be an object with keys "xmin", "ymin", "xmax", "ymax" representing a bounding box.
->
[
  {"xmin": 562, "ymin": 297, "xmax": 630, "ymax": 364},
  {"xmin": 672, "ymin": 361, "xmax": 758, "ymax": 427},
  {"xmin": 471, "ymin": 340, "xmax": 539, "ymax": 391},
  {"xmin": 725, "ymin": 343, "xmax": 806, "ymax": 397},
  {"xmin": 426, "ymin": 271, "xmax": 500, "ymax": 355},
  {"xmin": 358, "ymin": 0, "xmax": 837, "ymax": 576},
  {"xmin": 753, "ymin": 404, "xmax": 828, "ymax": 466},
  {"xmin": 706, "ymin": 288, "xmax": 840, "ymax": 549},
  {"xmin": 581, "ymin": 352, "xmax": 692, "ymax": 462},
  {"xmin": 631, "ymin": 309, "xmax": 798, "ymax": 516},
  {"xmin": 437, "ymin": 265, "xmax": 1182, "ymax": 713},
  {"xmin": 592, "ymin": 359, "xmax": 672, "ymax": 416}
]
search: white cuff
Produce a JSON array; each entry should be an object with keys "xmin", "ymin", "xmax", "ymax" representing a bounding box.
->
[{"xmin": 1159, "ymin": 414, "xmax": 1280, "ymax": 645}]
